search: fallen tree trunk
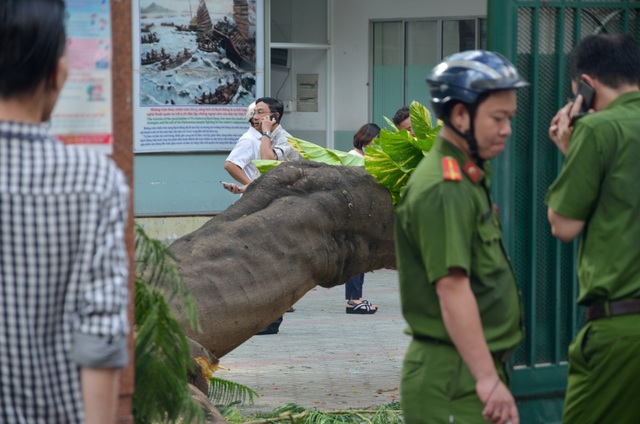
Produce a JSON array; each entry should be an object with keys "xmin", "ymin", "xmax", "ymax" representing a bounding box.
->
[{"xmin": 169, "ymin": 161, "xmax": 396, "ymax": 358}]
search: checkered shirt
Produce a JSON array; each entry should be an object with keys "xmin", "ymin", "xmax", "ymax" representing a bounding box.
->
[{"xmin": 0, "ymin": 121, "xmax": 130, "ymax": 423}]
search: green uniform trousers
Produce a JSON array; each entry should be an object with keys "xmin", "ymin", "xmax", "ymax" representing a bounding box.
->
[
  {"xmin": 563, "ymin": 314, "xmax": 640, "ymax": 423},
  {"xmin": 401, "ymin": 338, "xmax": 508, "ymax": 424}
]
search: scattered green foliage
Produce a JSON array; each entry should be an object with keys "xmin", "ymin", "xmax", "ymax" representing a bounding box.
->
[
  {"xmin": 208, "ymin": 377, "xmax": 259, "ymax": 407},
  {"xmin": 134, "ymin": 224, "xmax": 259, "ymax": 422},
  {"xmin": 254, "ymin": 137, "xmax": 363, "ymax": 175},
  {"xmin": 365, "ymin": 101, "xmax": 441, "ymax": 204},
  {"xmin": 253, "ymin": 100, "xmax": 440, "ymax": 205},
  {"xmin": 223, "ymin": 402, "xmax": 404, "ymax": 424},
  {"xmin": 134, "ymin": 224, "xmax": 200, "ymax": 331},
  {"xmin": 133, "ymin": 223, "xmax": 205, "ymax": 423},
  {"xmin": 288, "ymin": 137, "xmax": 364, "ymax": 166}
]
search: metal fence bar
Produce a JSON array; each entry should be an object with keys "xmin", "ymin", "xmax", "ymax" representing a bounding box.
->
[
  {"xmin": 518, "ymin": 0, "xmax": 640, "ymax": 8},
  {"xmin": 553, "ymin": 6, "xmax": 567, "ymax": 364},
  {"xmin": 528, "ymin": 6, "xmax": 542, "ymax": 366},
  {"xmin": 489, "ymin": 0, "xmax": 640, "ymax": 421}
]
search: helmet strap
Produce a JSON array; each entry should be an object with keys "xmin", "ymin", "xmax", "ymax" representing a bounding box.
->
[{"xmin": 445, "ymin": 103, "xmax": 484, "ymax": 169}]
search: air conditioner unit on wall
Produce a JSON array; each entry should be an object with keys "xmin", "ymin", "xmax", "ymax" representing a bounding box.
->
[{"xmin": 271, "ymin": 48, "xmax": 291, "ymax": 68}]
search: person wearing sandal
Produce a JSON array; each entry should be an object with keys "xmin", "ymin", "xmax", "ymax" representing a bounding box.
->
[
  {"xmin": 344, "ymin": 124, "xmax": 381, "ymax": 315},
  {"xmin": 345, "ymin": 274, "xmax": 378, "ymax": 315}
]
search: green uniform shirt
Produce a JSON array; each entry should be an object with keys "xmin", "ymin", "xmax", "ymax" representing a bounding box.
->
[
  {"xmin": 546, "ymin": 91, "xmax": 640, "ymax": 305},
  {"xmin": 395, "ymin": 136, "xmax": 523, "ymax": 352}
]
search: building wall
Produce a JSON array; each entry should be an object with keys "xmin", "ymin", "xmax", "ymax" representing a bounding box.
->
[
  {"xmin": 332, "ymin": 0, "xmax": 487, "ymax": 134},
  {"xmin": 135, "ymin": 0, "xmax": 487, "ymax": 222}
]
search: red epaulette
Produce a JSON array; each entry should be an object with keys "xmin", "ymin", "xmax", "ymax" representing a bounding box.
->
[
  {"xmin": 442, "ymin": 156, "xmax": 462, "ymax": 181},
  {"xmin": 462, "ymin": 160, "xmax": 481, "ymax": 184}
]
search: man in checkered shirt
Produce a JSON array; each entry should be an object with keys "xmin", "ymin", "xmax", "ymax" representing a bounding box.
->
[{"xmin": 0, "ymin": 1, "xmax": 130, "ymax": 422}]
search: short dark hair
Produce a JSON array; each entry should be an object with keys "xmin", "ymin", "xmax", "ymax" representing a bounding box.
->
[
  {"xmin": 392, "ymin": 106, "xmax": 410, "ymax": 125},
  {"xmin": 353, "ymin": 123, "xmax": 380, "ymax": 150},
  {"xmin": 255, "ymin": 97, "xmax": 284, "ymax": 121},
  {"xmin": 0, "ymin": 0, "xmax": 67, "ymax": 99},
  {"xmin": 570, "ymin": 34, "xmax": 640, "ymax": 88}
]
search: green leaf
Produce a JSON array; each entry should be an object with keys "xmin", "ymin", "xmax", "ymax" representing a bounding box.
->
[
  {"xmin": 134, "ymin": 224, "xmax": 208, "ymax": 423},
  {"xmin": 364, "ymin": 101, "xmax": 441, "ymax": 204},
  {"xmin": 134, "ymin": 286, "xmax": 205, "ymax": 423},
  {"xmin": 289, "ymin": 137, "xmax": 364, "ymax": 166},
  {"xmin": 208, "ymin": 377, "xmax": 259, "ymax": 407},
  {"xmin": 409, "ymin": 100, "xmax": 442, "ymax": 142},
  {"xmin": 383, "ymin": 115, "xmax": 398, "ymax": 132},
  {"xmin": 253, "ymin": 159, "xmax": 281, "ymax": 175},
  {"xmin": 134, "ymin": 223, "xmax": 200, "ymax": 332},
  {"xmin": 364, "ymin": 142, "xmax": 417, "ymax": 204},
  {"xmin": 252, "ymin": 137, "xmax": 363, "ymax": 175}
]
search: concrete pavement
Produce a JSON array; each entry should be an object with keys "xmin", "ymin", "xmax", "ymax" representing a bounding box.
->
[{"xmin": 218, "ymin": 269, "xmax": 409, "ymax": 415}]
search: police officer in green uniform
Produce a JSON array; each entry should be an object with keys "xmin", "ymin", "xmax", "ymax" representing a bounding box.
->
[
  {"xmin": 546, "ymin": 34, "xmax": 640, "ymax": 423},
  {"xmin": 395, "ymin": 51, "xmax": 527, "ymax": 424}
]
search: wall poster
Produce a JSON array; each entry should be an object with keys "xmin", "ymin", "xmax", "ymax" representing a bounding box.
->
[
  {"xmin": 51, "ymin": 0, "xmax": 114, "ymax": 154},
  {"xmin": 132, "ymin": 0, "xmax": 263, "ymax": 152}
]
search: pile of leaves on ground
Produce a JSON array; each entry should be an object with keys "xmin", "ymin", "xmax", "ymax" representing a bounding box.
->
[{"xmin": 223, "ymin": 402, "xmax": 404, "ymax": 424}]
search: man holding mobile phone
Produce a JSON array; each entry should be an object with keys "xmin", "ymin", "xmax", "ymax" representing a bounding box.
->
[
  {"xmin": 567, "ymin": 80, "xmax": 595, "ymax": 126},
  {"xmin": 253, "ymin": 98, "xmax": 293, "ymax": 162},
  {"xmin": 546, "ymin": 34, "xmax": 640, "ymax": 423},
  {"xmin": 224, "ymin": 97, "xmax": 300, "ymax": 194}
]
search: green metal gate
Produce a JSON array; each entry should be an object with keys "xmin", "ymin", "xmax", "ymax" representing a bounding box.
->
[{"xmin": 487, "ymin": 1, "xmax": 640, "ymax": 422}]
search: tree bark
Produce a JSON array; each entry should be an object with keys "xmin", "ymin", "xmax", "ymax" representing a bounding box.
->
[{"xmin": 169, "ymin": 161, "xmax": 396, "ymax": 358}]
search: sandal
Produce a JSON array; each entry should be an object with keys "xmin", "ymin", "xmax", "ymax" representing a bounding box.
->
[{"xmin": 346, "ymin": 300, "xmax": 378, "ymax": 314}]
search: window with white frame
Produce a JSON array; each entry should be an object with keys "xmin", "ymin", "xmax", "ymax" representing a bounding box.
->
[{"xmin": 372, "ymin": 18, "xmax": 486, "ymax": 127}]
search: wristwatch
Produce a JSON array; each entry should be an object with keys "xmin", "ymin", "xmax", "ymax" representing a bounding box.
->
[{"xmin": 261, "ymin": 131, "xmax": 272, "ymax": 139}]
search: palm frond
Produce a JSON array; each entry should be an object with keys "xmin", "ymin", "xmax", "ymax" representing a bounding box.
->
[
  {"xmin": 133, "ymin": 285, "xmax": 205, "ymax": 423},
  {"xmin": 370, "ymin": 402, "xmax": 404, "ymax": 424},
  {"xmin": 227, "ymin": 403, "xmax": 404, "ymax": 424},
  {"xmin": 134, "ymin": 225, "xmax": 207, "ymax": 423},
  {"xmin": 208, "ymin": 377, "xmax": 259, "ymax": 407},
  {"xmin": 134, "ymin": 223, "xmax": 200, "ymax": 331}
]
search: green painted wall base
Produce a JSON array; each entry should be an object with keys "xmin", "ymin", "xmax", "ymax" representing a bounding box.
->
[{"xmin": 135, "ymin": 216, "xmax": 214, "ymax": 245}]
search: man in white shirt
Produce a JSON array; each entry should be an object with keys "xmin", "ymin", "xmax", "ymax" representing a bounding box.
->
[{"xmin": 223, "ymin": 97, "xmax": 299, "ymax": 194}]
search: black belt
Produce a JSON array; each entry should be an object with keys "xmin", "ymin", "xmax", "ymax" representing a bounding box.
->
[
  {"xmin": 413, "ymin": 334, "xmax": 512, "ymax": 363},
  {"xmin": 586, "ymin": 298, "xmax": 640, "ymax": 321}
]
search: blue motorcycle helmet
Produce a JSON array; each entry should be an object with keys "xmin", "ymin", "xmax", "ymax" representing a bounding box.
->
[{"xmin": 427, "ymin": 50, "xmax": 528, "ymax": 167}]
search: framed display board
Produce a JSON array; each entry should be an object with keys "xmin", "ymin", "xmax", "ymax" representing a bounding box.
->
[
  {"xmin": 132, "ymin": 0, "xmax": 264, "ymax": 152},
  {"xmin": 52, "ymin": 0, "xmax": 115, "ymax": 154}
]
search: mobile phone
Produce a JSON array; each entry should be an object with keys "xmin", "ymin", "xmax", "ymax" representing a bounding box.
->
[
  {"xmin": 270, "ymin": 113, "xmax": 280, "ymax": 123},
  {"xmin": 573, "ymin": 80, "xmax": 595, "ymax": 114}
]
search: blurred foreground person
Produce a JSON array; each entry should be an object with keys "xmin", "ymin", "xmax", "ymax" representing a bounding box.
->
[{"xmin": 0, "ymin": 1, "xmax": 130, "ymax": 422}]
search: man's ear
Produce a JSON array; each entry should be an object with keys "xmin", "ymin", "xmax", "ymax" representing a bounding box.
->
[
  {"xmin": 450, "ymin": 103, "xmax": 470, "ymax": 132},
  {"xmin": 48, "ymin": 54, "xmax": 68, "ymax": 93},
  {"xmin": 580, "ymin": 73, "xmax": 596, "ymax": 89}
]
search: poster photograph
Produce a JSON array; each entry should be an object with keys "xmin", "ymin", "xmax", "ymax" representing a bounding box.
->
[
  {"xmin": 133, "ymin": 0, "xmax": 263, "ymax": 152},
  {"xmin": 51, "ymin": 0, "xmax": 113, "ymax": 153}
]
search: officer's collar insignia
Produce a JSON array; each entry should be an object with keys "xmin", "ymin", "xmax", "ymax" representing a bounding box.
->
[
  {"xmin": 462, "ymin": 160, "xmax": 482, "ymax": 184},
  {"xmin": 442, "ymin": 156, "xmax": 462, "ymax": 181}
]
